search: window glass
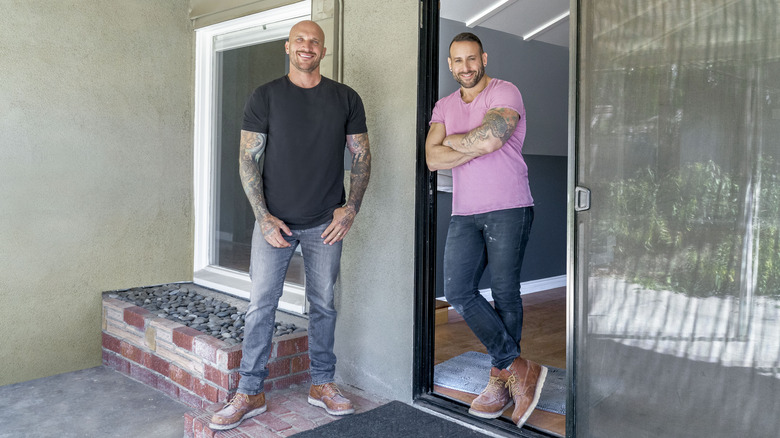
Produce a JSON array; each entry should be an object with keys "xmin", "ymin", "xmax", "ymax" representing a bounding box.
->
[{"xmin": 193, "ymin": 3, "xmax": 310, "ymax": 312}]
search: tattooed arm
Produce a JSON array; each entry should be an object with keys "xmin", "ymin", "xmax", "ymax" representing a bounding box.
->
[
  {"xmin": 322, "ymin": 132, "xmax": 372, "ymax": 245},
  {"xmin": 425, "ymin": 122, "xmax": 476, "ymax": 171},
  {"xmin": 238, "ymin": 129, "xmax": 292, "ymax": 248},
  {"xmin": 443, "ymin": 107, "xmax": 519, "ymax": 157}
]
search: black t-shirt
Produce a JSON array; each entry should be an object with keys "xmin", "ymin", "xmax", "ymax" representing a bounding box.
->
[{"xmin": 242, "ymin": 75, "xmax": 367, "ymax": 228}]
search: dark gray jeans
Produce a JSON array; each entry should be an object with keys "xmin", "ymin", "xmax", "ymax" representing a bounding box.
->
[{"xmin": 443, "ymin": 207, "xmax": 534, "ymax": 369}]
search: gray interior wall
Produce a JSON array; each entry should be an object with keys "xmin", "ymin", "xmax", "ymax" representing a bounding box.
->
[
  {"xmin": 523, "ymin": 154, "xmax": 568, "ymax": 278},
  {"xmin": 434, "ymin": 19, "xmax": 569, "ymax": 297},
  {"xmin": 333, "ymin": 0, "xmax": 419, "ymax": 402},
  {"xmin": 0, "ymin": 0, "xmax": 194, "ymax": 385}
]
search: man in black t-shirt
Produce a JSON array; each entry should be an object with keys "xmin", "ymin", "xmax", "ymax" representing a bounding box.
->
[{"xmin": 210, "ymin": 20, "xmax": 371, "ymax": 432}]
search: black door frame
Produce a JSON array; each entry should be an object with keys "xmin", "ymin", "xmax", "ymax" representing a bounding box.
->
[{"xmin": 412, "ymin": 1, "xmax": 564, "ymax": 436}]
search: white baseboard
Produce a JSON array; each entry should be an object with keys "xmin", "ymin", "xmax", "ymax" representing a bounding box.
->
[
  {"xmin": 518, "ymin": 275, "xmax": 567, "ymax": 294},
  {"xmin": 438, "ymin": 275, "xmax": 566, "ymax": 304}
]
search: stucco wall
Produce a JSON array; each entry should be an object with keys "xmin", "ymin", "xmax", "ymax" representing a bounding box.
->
[
  {"xmin": 334, "ymin": 1, "xmax": 419, "ymax": 402},
  {"xmin": 0, "ymin": 0, "xmax": 194, "ymax": 385}
]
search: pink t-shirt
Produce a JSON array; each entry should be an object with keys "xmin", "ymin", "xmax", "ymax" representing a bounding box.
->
[{"xmin": 430, "ymin": 78, "xmax": 533, "ymax": 215}]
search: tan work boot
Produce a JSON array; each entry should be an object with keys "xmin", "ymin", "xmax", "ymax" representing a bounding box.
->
[
  {"xmin": 209, "ymin": 392, "xmax": 267, "ymax": 430},
  {"xmin": 308, "ymin": 382, "xmax": 355, "ymax": 415},
  {"xmin": 469, "ymin": 367, "xmax": 512, "ymax": 418},
  {"xmin": 499, "ymin": 357, "xmax": 547, "ymax": 428}
]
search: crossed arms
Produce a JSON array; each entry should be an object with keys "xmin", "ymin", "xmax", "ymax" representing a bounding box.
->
[
  {"xmin": 425, "ymin": 107, "xmax": 519, "ymax": 171},
  {"xmin": 238, "ymin": 129, "xmax": 371, "ymax": 248}
]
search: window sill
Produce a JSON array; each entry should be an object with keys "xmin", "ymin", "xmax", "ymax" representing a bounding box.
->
[{"xmin": 193, "ymin": 266, "xmax": 307, "ymax": 315}]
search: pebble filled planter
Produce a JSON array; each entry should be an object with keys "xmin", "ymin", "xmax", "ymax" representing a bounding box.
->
[
  {"xmin": 110, "ymin": 283, "xmax": 306, "ymax": 344},
  {"xmin": 101, "ymin": 282, "xmax": 310, "ymax": 409}
]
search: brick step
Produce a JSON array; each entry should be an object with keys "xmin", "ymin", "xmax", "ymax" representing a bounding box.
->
[
  {"xmin": 101, "ymin": 290, "xmax": 310, "ymax": 410},
  {"xmin": 184, "ymin": 384, "xmax": 385, "ymax": 438}
]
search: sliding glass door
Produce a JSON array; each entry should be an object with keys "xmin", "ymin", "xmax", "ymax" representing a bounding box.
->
[{"xmin": 573, "ymin": 1, "xmax": 780, "ymax": 436}]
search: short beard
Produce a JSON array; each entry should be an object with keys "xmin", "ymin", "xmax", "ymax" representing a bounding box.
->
[
  {"xmin": 453, "ymin": 63, "xmax": 485, "ymax": 89},
  {"xmin": 290, "ymin": 51, "xmax": 321, "ymax": 73}
]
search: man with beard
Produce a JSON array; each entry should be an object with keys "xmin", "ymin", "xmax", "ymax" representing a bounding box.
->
[
  {"xmin": 425, "ymin": 32, "xmax": 546, "ymax": 429},
  {"xmin": 210, "ymin": 20, "xmax": 371, "ymax": 431}
]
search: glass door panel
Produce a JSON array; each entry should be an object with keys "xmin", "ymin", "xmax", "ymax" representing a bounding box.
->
[{"xmin": 574, "ymin": 1, "xmax": 780, "ymax": 436}]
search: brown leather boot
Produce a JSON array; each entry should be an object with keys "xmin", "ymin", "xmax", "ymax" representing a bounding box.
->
[
  {"xmin": 469, "ymin": 367, "xmax": 512, "ymax": 418},
  {"xmin": 308, "ymin": 382, "xmax": 355, "ymax": 415},
  {"xmin": 499, "ymin": 357, "xmax": 548, "ymax": 428},
  {"xmin": 209, "ymin": 392, "xmax": 267, "ymax": 430}
]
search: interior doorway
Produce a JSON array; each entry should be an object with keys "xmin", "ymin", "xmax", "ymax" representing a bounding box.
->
[
  {"xmin": 419, "ymin": 1, "xmax": 780, "ymax": 437},
  {"xmin": 425, "ymin": 1, "xmax": 571, "ymax": 437}
]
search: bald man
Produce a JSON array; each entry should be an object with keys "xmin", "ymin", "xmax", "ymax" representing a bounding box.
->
[{"xmin": 210, "ymin": 20, "xmax": 371, "ymax": 431}]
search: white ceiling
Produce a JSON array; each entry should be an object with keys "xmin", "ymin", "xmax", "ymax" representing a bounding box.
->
[{"xmin": 440, "ymin": 0, "xmax": 570, "ymax": 48}]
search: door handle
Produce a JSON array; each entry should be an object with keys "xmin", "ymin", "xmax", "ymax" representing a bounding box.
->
[{"xmin": 575, "ymin": 186, "xmax": 591, "ymax": 212}]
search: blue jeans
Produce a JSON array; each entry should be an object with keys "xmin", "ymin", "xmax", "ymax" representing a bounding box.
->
[
  {"xmin": 443, "ymin": 207, "xmax": 534, "ymax": 370},
  {"xmin": 238, "ymin": 221, "xmax": 342, "ymax": 395}
]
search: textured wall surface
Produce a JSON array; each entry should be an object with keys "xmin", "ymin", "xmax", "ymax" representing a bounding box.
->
[
  {"xmin": 0, "ymin": 0, "xmax": 194, "ymax": 385},
  {"xmin": 334, "ymin": 0, "xmax": 419, "ymax": 402},
  {"xmin": 190, "ymin": 0, "xmax": 297, "ymax": 28}
]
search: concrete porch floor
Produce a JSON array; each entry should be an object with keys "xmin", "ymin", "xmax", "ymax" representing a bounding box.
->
[
  {"xmin": 0, "ymin": 366, "xmax": 188, "ymax": 437},
  {"xmin": 0, "ymin": 366, "xmax": 386, "ymax": 438}
]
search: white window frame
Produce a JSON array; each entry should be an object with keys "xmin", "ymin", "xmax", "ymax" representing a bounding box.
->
[{"xmin": 193, "ymin": 1, "xmax": 311, "ymax": 314}]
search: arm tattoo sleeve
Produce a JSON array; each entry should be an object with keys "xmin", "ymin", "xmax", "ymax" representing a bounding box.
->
[
  {"xmin": 238, "ymin": 130, "xmax": 270, "ymax": 220},
  {"xmin": 248, "ymin": 142, "xmax": 266, "ymax": 165},
  {"xmin": 484, "ymin": 110, "xmax": 514, "ymax": 143},
  {"xmin": 345, "ymin": 132, "xmax": 372, "ymax": 214},
  {"xmin": 449, "ymin": 107, "xmax": 519, "ymax": 155}
]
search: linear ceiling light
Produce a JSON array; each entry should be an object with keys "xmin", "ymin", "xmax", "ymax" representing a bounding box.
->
[
  {"xmin": 523, "ymin": 11, "xmax": 570, "ymax": 40},
  {"xmin": 466, "ymin": 0, "xmax": 517, "ymax": 28}
]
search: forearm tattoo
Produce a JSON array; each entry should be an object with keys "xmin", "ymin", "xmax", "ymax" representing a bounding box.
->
[
  {"xmin": 345, "ymin": 132, "xmax": 372, "ymax": 216},
  {"xmin": 238, "ymin": 130, "xmax": 270, "ymax": 221},
  {"xmin": 451, "ymin": 108, "xmax": 519, "ymax": 155}
]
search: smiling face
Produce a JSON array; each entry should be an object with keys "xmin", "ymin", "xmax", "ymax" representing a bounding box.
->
[
  {"xmin": 448, "ymin": 40, "xmax": 488, "ymax": 89},
  {"xmin": 285, "ymin": 20, "xmax": 326, "ymax": 74}
]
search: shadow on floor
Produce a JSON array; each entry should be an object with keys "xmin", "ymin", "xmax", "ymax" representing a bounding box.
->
[{"xmin": 0, "ymin": 366, "xmax": 189, "ymax": 438}]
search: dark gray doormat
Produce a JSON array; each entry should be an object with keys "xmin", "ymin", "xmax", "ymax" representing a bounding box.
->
[
  {"xmin": 292, "ymin": 401, "xmax": 489, "ymax": 437},
  {"xmin": 434, "ymin": 351, "xmax": 566, "ymax": 415}
]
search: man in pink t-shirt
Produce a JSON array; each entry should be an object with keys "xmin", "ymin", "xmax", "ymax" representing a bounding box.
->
[{"xmin": 425, "ymin": 32, "xmax": 547, "ymax": 429}]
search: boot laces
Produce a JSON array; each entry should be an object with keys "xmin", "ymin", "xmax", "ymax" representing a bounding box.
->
[
  {"xmin": 226, "ymin": 393, "xmax": 248, "ymax": 408},
  {"xmin": 321, "ymin": 382, "xmax": 343, "ymax": 397},
  {"xmin": 485, "ymin": 376, "xmax": 505, "ymax": 396},
  {"xmin": 504, "ymin": 374, "xmax": 520, "ymax": 397},
  {"xmin": 505, "ymin": 373, "xmax": 533, "ymax": 399}
]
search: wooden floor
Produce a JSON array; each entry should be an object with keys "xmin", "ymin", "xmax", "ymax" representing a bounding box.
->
[{"xmin": 434, "ymin": 287, "xmax": 567, "ymax": 437}]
